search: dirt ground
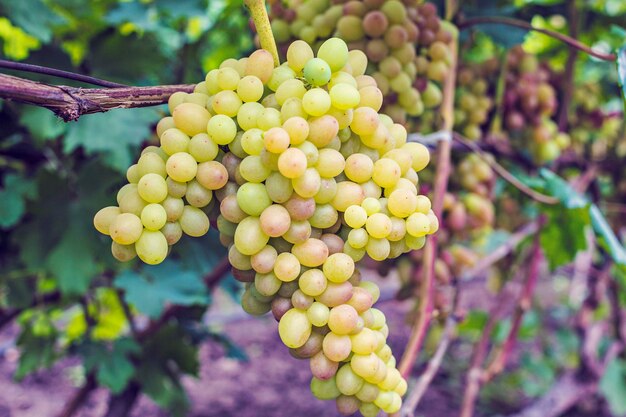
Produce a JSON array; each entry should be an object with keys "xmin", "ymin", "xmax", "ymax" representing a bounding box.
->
[{"xmin": 0, "ymin": 271, "xmax": 608, "ymax": 417}]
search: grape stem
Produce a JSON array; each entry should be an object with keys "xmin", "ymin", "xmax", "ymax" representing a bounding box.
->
[
  {"xmin": 244, "ymin": 0, "xmax": 280, "ymax": 67},
  {"xmin": 398, "ymin": 27, "xmax": 459, "ymax": 380},
  {"xmin": 457, "ymin": 16, "xmax": 616, "ymax": 61},
  {"xmin": 0, "ymin": 73, "xmax": 194, "ymax": 121},
  {"xmin": 453, "ymin": 133, "xmax": 560, "ymax": 205},
  {"xmin": 459, "ymin": 231, "xmax": 542, "ymax": 417},
  {"xmin": 0, "ymin": 59, "xmax": 126, "ymax": 88}
]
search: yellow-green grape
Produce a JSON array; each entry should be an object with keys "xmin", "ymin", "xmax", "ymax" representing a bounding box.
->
[
  {"xmin": 323, "ymin": 253, "xmax": 355, "ymax": 283},
  {"xmin": 160, "ymin": 128, "xmax": 190, "ymax": 155},
  {"xmin": 345, "ymin": 154, "xmax": 374, "ymax": 183},
  {"xmin": 135, "ymin": 230, "xmax": 168, "ymax": 265},
  {"xmin": 299, "ymin": 268, "xmax": 328, "ymax": 297},
  {"xmin": 94, "ymin": 206, "xmax": 121, "ymax": 235},
  {"xmin": 234, "ymin": 216, "xmax": 269, "ymax": 256},
  {"xmin": 307, "ymin": 301, "xmax": 330, "ymax": 327},
  {"xmin": 137, "ymin": 173, "xmax": 168, "ymax": 203},
  {"xmin": 207, "ymin": 114, "xmax": 237, "ymax": 145},
  {"xmin": 328, "ymin": 304, "xmax": 359, "ymax": 335},
  {"xmin": 172, "ymin": 102, "xmax": 210, "ymax": 136},
  {"xmin": 188, "ymin": 133, "xmax": 218, "ymax": 162},
  {"xmin": 317, "ymin": 37, "xmax": 349, "ymax": 72},
  {"xmin": 141, "ymin": 203, "xmax": 167, "ymax": 231},
  {"xmin": 303, "ymin": 88, "xmax": 332, "ymax": 116},
  {"xmin": 237, "ymin": 183, "xmax": 272, "ymax": 216},
  {"xmin": 406, "ymin": 212, "xmax": 431, "ymax": 237},
  {"xmin": 274, "ymin": 252, "xmax": 301, "ymax": 282},
  {"xmin": 237, "ymin": 75, "xmax": 264, "ymax": 102},
  {"xmin": 403, "ymin": 142, "xmax": 430, "ymax": 172},
  {"xmin": 166, "ymin": 152, "xmax": 198, "ymax": 183},
  {"xmin": 279, "ymin": 308, "xmax": 312, "ymax": 348},
  {"xmin": 172, "ymin": 206, "xmax": 204, "ymax": 239}
]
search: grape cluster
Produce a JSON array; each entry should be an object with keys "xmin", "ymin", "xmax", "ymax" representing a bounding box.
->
[
  {"xmin": 266, "ymin": 0, "xmax": 454, "ymax": 125},
  {"xmin": 94, "ymin": 37, "xmax": 439, "ymax": 416},
  {"xmin": 93, "ymin": 102, "xmax": 220, "ymax": 264},
  {"xmin": 503, "ymin": 46, "xmax": 569, "ymax": 163},
  {"xmin": 453, "ymin": 63, "xmax": 495, "ymax": 140}
]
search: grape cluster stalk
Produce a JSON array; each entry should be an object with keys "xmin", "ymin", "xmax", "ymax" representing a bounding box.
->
[{"xmin": 94, "ymin": 37, "xmax": 439, "ymax": 416}]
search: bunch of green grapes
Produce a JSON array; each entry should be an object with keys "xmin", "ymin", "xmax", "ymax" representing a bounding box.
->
[
  {"xmin": 502, "ymin": 46, "xmax": 569, "ymax": 163},
  {"xmin": 93, "ymin": 97, "xmax": 221, "ymax": 264},
  {"xmin": 266, "ymin": 0, "xmax": 455, "ymax": 126},
  {"xmin": 453, "ymin": 63, "xmax": 496, "ymax": 140},
  {"xmin": 94, "ymin": 37, "xmax": 439, "ymax": 416},
  {"xmin": 569, "ymin": 82, "xmax": 624, "ymax": 159}
]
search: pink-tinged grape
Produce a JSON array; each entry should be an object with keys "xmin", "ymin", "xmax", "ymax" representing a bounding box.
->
[
  {"xmin": 264, "ymin": 127, "xmax": 291, "ymax": 154},
  {"xmin": 251, "ymin": 245, "xmax": 277, "ymax": 274},
  {"xmin": 307, "ymin": 115, "xmax": 339, "ymax": 148},
  {"xmin": 279, "ymin": 308, "xmax": 312, "ymax": 348},
  {"xmin": 172, "ymin": 102, "xmax": 210, "ymax": 136},
  {"xmin": 310, "ymin": 351, "xmax": 339, "ymax": 380},
  {"xmin": 283, "ymin": 116, "xmax": 309, "ymax": 145},
  {"xmin": 109, "ymin": 213, "xmax": 143, "ymax": 245},
  {"xmin": 274, "ymin": 252, "xmax": 301, "ymax": 282},
  {"xmin": 111, "ymin": 241, "xmax": 137, "ymax": 262},
  {"xmin": 277, "ymin": 148, "xmax": 307, "ymax": 180},
  {"xmin": 260, "ymin": 204, "xmax": 291, "ymax": 237},
  {"xmin": 94, "ymin": 206, "xmax": 121, "ymax": 235},
  {"xmin": 292, "ymin": 238, "xmax": 330, "ymax": 267},
  {"xmin": 196, "ymin": 161, "xmax": 228, "ymax": 190},
  {"xmin": 328, "ymin": 304, "xmax": 359, "ymax": 335},
  {"xmin": 323, "ymin": 332, "xmax": 352, "ymax": 362},
  {"xmin": 185, "ymin": 180, "xmax": 213, "ymax": 208},
  {"xmin": 161, "ymin": 221, "xmax": 182, "ymax": 245},
  {"xmin": 245, "ymin": 49, "xmax": 274, "ymax": 84}
]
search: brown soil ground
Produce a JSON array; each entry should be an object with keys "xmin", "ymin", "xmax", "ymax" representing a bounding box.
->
[{"xmin": 0, "ymin": 272, "xmax": 610, "ymax": 417}]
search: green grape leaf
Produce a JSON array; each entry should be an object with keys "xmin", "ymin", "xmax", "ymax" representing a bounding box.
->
[
  {"xmin": 115, "ymin": 260, "xmax": 210, "ymax": 318},
  {"xmin": 600, "ymin": 357, "xmax": 626, "ymax": 416},
  {"xmin": 591, "ymin": 204, "xmax": 626, "ymax": 268},
  {"xmin": 19, "ymin": 106, "xmax": 67, "ymax": 142},
  {"xmin": 134, "ymin": 325, "xmax": 198, "ymax": 416},
  {"xmin": 15, "ymin": 326, "xmax": 58, "ymax": 380},
  {"xmin": 0, "ymin": 174, "xmax": 37, "ymax": 229},
  {"xmin": 64, "ymin": 108, "xmax": 160, "ymax": 173},
  {"xmin": 81, "ymin": 338, "xmax": 141, "ymax": 394},
  {"xmin": 540, "ymin": 204, "xmax": 590, "ymax": 271},
  {"xmin": 0, "ymin": 0, "xmax": 66, "ymax": 42}
]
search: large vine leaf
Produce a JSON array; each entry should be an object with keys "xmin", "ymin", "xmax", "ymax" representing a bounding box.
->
[
  {"xmin": 600, "ymin": 357, "xmax": 626, "ymax": 416},
  {"xmin": 64, "ymin": 108, "xmax": 161, "ymax": 173},
  {"xmin": 0, "ymin": 0, "xmax": 66, "ymax": 42},
  {"xmin": 80, "ymin": 338, "xmax": 141, "ymax": 394},
  {"xmin": 0, "ymin": 174, "xmax": 37, "ymax": 229},
  {"xmin": 115, "ymin": 260, "xmax": 210, "ymax": 319}
]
